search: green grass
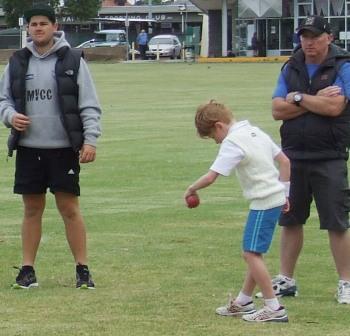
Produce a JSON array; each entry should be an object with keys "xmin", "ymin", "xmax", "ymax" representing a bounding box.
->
[{"xmin": 0, "ymin": 62, "xmax": 349, "ymax": 335}]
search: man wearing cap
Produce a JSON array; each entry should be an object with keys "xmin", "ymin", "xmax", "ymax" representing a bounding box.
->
[
  {"xmin": 0, "ymin": 4, "xmax": 101, "ymax": 289},
  {"xmin": 262, "ymin": 15, "xmax": 350, "ymax": 304}
]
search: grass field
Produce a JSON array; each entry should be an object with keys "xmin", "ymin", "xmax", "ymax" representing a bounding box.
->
[{"xmin": 0, "ymin": 61, "xmax": 349, "ymax": 335}]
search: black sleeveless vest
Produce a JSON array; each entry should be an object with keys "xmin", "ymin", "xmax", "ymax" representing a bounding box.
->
[
  {"xmin": 280, "ymin": 44, "xmax": 350, "ymax": 160},
  {"xmin": 8, "ymin": 46, "xmax": 83, "ymax": 156}
]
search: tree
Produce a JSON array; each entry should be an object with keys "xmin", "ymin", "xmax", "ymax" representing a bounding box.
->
[
  {"xmin": 3, "ymin": 0, "xmax": 60, "ymax": 27},
  {"xmin": 63, "ymin": 0, "xmax": 101, "ymax": 22}
]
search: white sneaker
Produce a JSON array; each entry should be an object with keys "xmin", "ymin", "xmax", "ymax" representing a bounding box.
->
[
  {"xmin": 336, "ymin": 281, "xmax": 350, "ymax": 304},
  {"xmin": 216, "ymin": 294, "xmax": 256, "ymax": 316},
  {"xmin": 255, "ymin": 274, "xmax": 298, "ymax": 298},
  {"xmin": 242, "ymin": 306, "xmax": 288, "ymax": 323}
]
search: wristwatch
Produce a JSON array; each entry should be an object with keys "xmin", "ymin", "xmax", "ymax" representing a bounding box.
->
[{"xmin": 293, "ymin": 93, "xmax": 303, "ymax": 106}]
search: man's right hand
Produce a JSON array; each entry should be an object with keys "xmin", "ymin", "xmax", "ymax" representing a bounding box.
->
[{"xmin": 11, "ymin": 113, "xmax": 30, "ymax": 131}]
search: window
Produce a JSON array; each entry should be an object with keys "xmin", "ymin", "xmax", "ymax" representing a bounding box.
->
[
  {"xmin": 331, "ymin": 0, "xmax": 345, "ymax": 15},
  {"xmin": 298, "ymin": 0, "xmax": 313, "ymax": 16}
]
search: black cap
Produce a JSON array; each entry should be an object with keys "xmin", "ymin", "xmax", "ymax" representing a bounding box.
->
[
  {"xmin": 298, "ymin": 15, "xmax": 331, "ymax": 37},
  {"xmin": 24, "ymin": 4, "xmax": 56, "ymax": 23}
]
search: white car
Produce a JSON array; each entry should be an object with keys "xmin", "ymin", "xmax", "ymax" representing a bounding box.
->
[
  {"xmin": 146, "ymin": 35, "xmax": 182, "ymax": 59},
  {"xmin": 76, "ymin": 29, "xmax": 127, "ymax": 48}
]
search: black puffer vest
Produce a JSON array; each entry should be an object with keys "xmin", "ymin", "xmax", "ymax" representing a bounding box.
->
[
  {"xmin": 280, "ymin": 44, "xmax": 350, "ymax": 160},
  {"xmin": 8, "ymin": 46, "xmax": 83, "ymax": 156}
]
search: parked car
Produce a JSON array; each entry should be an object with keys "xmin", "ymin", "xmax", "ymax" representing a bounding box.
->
[
  {"xmin": 146, "ymin": 35, "xmax": 182, "ymax": 59},
  {"xmin": 75, "ymin": 29, "xmax": 127, "ymax": 48}
]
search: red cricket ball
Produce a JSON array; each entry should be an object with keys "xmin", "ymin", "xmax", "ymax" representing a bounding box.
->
[{"xmin": 186, "ymin": 195, "xmax": 200, "ymax": 208}]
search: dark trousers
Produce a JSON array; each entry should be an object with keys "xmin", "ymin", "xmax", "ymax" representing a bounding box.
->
[{"xmin": 139, "ymin": 44, "xmax": 147, "ymax": 59}]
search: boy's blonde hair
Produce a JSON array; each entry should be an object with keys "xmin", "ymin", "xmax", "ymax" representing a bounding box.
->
[{"xmin": 195, "ymin": 100, "xmax": 233, "ymax": 138}]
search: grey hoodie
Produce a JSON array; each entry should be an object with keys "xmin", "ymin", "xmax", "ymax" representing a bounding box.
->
[{"xmin": 0, "ymin": 31, "xmax": 101, "ymax": 149}]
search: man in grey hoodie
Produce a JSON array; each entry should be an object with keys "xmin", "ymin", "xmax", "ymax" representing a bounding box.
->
[{"xmin": 0, "ymin": 5, "xmax": 101, "ymax": 289}]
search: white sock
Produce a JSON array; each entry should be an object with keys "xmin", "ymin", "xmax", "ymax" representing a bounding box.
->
[
  {"xmin": 264, "ymin": 298, "xmax": 280, "ymax": 311},
  {"xmin": 235, "ymin": 291, "xmax": 252, "ymax": 305}
]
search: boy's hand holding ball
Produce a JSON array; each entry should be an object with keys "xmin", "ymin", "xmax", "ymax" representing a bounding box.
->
[{"xmin": 186, "ymin": 194, "xmax": 200, "ymax": 208}]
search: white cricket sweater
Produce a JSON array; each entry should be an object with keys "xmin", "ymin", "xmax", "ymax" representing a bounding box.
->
[{"xmin": 211, "ymin": 121, "xmax": 286, "ymax": 210}]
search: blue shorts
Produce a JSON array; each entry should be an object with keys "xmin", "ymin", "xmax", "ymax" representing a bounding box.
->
[{"xmin": 243, "ymin": 206, "xmax": 283, "ymax": 253}]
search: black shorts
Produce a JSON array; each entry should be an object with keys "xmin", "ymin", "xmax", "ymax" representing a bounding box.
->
[
  {"xmin": 14, "ymin": 147, "xmax": 80, "ymax": 196},
  {"xmin": 279, "ymin": 159, "xmax": 350, "ymax": 231}
]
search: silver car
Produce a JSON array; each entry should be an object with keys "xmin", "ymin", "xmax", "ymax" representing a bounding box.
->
[{"xmin": 146, "ymin": 34, "xmax": 182, "ymax": 59}]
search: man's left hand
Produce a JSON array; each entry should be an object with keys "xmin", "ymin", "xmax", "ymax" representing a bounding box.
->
[{"xmin": 317, "ymin": 85, "xmax": 341, "ymax": 97}]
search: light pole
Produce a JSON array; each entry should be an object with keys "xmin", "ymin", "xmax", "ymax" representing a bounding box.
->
[
  {"xmin": 125, "ymin": 15, "xmax": 130, "ymax": 61},
  {"xmin": 178, "ymin": 4, "xmax": 186, "ymax": 34},
  {"xmin": 148, "ymin": 0, "xmax": 153, "ymax": 34},
  {"xmin": 19, "ymin": 16, "xmax": 26, "ymax": 48}
]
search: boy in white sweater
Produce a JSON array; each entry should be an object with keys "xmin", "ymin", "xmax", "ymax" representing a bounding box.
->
[{"xmin": 184, "ymin": 100, "xmax": 290, "ymax": 322}]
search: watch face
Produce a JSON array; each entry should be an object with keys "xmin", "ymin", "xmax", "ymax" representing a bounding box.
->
[{"xmin": 294, "ymin": 94, "xmax": 302, "ymax": 102}]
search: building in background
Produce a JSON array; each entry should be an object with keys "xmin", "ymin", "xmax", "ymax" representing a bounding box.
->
[
  {"xmin": 0, "ymin": 0, "xmax": 202, "ymax": 49},
  {"xmin": 191, "ymin": 0, "xmax": 350, "ymax": 57},
  {"xmin": 97, "ymin": 1, "xmax": 202, "ymax": 42},
  {"xmin": 60, "ymin": 0, "xmax": 203, "ymax": 47},
  {"xmin": 1, "ymin": 0, "xmax": 350, "ymax": 58}
]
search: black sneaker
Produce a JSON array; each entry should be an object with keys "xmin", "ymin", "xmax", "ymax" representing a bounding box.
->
[
  {"xmin": 76, "ymin": 264, "xmax": 95, "ymax": 289},
  {"xmin": 12, "ymin": 266, "xmax": 39, "ymax": 289}
]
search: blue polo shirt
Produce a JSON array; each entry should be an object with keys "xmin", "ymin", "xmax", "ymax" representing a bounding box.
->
[
  {"xmin": 137, "ymin": 32, "xmax": 148, "ymax": 46},
  {"xmin": 273, "ymin": 62, "xmax": 350, "ymax": 99}
]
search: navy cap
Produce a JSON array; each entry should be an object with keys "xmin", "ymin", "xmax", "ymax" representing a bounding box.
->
[
  {"xmin": 24, "ymin": 4, "xmax": 56, "ymax": 23},
  {"xmin": 298, "ymin": 15, "xmax": 331, "ymax": 37}
]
